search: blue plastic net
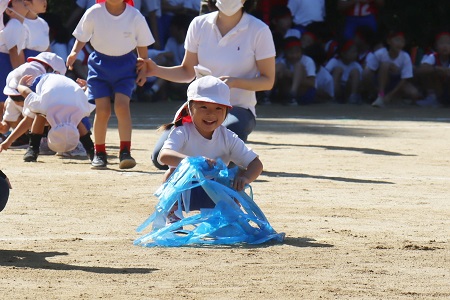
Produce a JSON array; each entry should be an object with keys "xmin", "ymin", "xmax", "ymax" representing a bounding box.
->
[{"xmin": 134, "ymin": 157, "xmax": 285, "ymax": 247}]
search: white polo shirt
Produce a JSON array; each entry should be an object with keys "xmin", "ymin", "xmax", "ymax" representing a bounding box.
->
[
  {"xmin": 73, "ymin": 3, "xmax": 154, "ymax": 56},
  {"xmin": 185, "ymin": 12, "xmax": 276, "ymax": 117},
  {"xmin": 23, "ymin": 74, "xmax": 91, "ymax": 128},
  {"xmin": 421, "ymin": 53, "xmax": 450, "ymax": 67},
  {"xmin": 159, "ymin": 122, "xmax": 258, "ymax": 168},
  {"xmin": 366, "ymin": 48, "xmax": 413, "ymax": 79},
  {"xmin": 325, "ymin": 57, "xmax": 363, "ymax": 83},
  {"xmin": 23, "ymin": 17, "xmax": 50, "ymax": 52}
]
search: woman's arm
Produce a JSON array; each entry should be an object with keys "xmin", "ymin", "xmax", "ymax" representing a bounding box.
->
[
  {"xmin": 220, "ymin": 56, "xmax": 276, "ymax": 91},
  {"xmin": 145, "ymin": 50, "xmax": 198, "ymax": 83}
]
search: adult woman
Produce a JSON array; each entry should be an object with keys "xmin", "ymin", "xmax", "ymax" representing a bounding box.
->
[{"xmin": 144, "ymin": 0, "xmax": 275, "ymax": 169}]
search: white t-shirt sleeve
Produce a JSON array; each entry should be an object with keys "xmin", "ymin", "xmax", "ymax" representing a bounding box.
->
[
  {"xmin": 22, "ymin": 93, "xmax": 44, "ymax": 119},
  {"xmin": 227, "ymin": 131, "xmax": 258, "ymax": 168},
  {"xmin": 365, "ymin": 51, "xmax": 379, "ymax": 71},
  {"xmin": 73, "ymin": 8, "xmax": 95, "ymax": 43},
  {"xmin": 421, "ymin": 54, "xmax": 435, "ymax": 65},
  {"xmin": 400, "ymin": 52, "xmax": 413, "ymax": 79},
  {"xmin": 158, "ymin": 126, "xmax": 187, "ymax": 165},
  {"xmin": 325, "ymin": 57, "xmax": 338, "ymax": 73},
  {"xmin": 3, "ymin": 19, "xmax": 25, "ymax": 51},
  {"xmin": 135, "ymin": 13, "xmax": 155, "ymax": 47},
  {"xmin": 302, "ymin": 55, "xmax": 316, "ymax": 77}
]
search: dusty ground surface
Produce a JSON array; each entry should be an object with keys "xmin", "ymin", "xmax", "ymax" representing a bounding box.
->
[{"xmin": 1, "ymin": 101, "xmax": 449, "ymax": 299}]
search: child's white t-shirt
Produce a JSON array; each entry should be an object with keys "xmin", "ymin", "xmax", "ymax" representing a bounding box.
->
[
  {"xmin": 325, "ymin": 57, "xmax": 363, "ymax": 83},
  {"xmin": 23, "ymin": 74, "xmax": 91, "ymax": 128},
  {"xmin": 73, "ymin": 3, "xmax": 154, "ymax": 56},
  {"xmin": 185, "ymin": 12, "xmax": 276, "ymax": 117},
  {"xmin": 0, "ymin": 19, "xmax": 26, "ymax": 54},
  {"xmin": 23, "ymin": 17, "xmax": 50, "ymax": 51},
  {"xmin": 365, "ymin": 48, "xmax": 413, "ymax": 79},
  {"xmin": 159, "ymin": 122, "xmax": 258, "ymax": 168},
  {"xmin": 315, "ymin": 66, "xmax": 334, "ymax": 98},
  {"xmin": 421, "ymin": 53, "xmax": 450, "ymax": 68},
  {"xmin": 288, "ymin": 0, "xmax": 325, "ymax": 27}
]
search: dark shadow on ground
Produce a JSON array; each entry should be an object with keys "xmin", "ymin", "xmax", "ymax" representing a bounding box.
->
[
  {"xmin": 261, "ymin": 170, "xmax": 394, "ymax": 184},
  {"xmin": 0, "ymin": 250, "xmax": 157, "ymax": 274},
  {"xmin": 283, "ymin": 237, "xmax": 334, "ymax": 248},
  {"xmin": 248, "ymin": 141, "xmax": 416, "ymax": 157}
]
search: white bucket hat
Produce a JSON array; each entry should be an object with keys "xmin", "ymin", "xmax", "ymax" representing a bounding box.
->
[
  {"xmin": 173, "ymin": 76, "xmax": 232, "ymax": 123},
  {"xmin": 47, "ymin": 123, "xmax": 79, "ymax": 153},
  {"xmin": 27, "ymin": 52, "xmax": 67, "ymax": 75}
]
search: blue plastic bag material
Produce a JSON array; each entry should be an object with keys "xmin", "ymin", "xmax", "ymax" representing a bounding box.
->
[{"xmin": 134, "ymin": 156, "xmax": 285, "ymax": 247}]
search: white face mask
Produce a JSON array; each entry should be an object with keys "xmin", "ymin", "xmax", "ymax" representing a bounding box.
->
[{"xmin": 216, "ymin": 0, "xmax": 243, "ymax": 17}]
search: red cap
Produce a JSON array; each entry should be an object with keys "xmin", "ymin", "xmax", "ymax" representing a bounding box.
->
[{"xmin": 96, "ymin": 0, "xmax": 134, "ymax": 6}]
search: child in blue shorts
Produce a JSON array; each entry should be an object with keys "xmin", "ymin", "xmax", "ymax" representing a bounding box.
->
[{"xmin": 67, "ymin": 0, "xmax": 154, "ymax": 169}]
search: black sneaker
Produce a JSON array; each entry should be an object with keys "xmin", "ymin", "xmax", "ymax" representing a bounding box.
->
[
  {"xmin": 23, "ymin": 146, "xmax": 39, "ymax": 162},
  {"xmin": 87, "ymin": 147, "xmax": 95, "ymax": 162},
  {"xmin": 91, "ymin": 152, "xmax": 107, "ymax": 169},
  {"xmin": 119, "ymin": 150, "xmax": 136, "ymax": 169}
]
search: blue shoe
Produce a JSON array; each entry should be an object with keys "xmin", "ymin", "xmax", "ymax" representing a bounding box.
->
[{"xmin": 416, "ymin": 94, "xmax": 441, "ymax": 108}]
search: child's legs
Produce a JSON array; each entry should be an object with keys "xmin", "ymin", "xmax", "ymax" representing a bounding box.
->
[
  {"xmin": 93, "ymin": 97, "xmax": 112, "ymax": 145},
  {"xmin": 378, "ymin": 62, "xmax": 399, "ymax": 94},
  {"xmin": 114, "ymin": 93, "xmax": 132, "ymax": 142},
  {"xmin": 290, "ymin": 63, "xmax": 306, "ymax": 96},
  {"xmin": 361, "ymin": 68, "xmax": 376, "ymax": 97},
  {"xmin": 77, "ymin": 118, "xmax": 89, "ymax": 137},
  {"xmin": 332, "ymin": 67, "xmax": 344, "ymax": 99},
  {"xmin": 31, "ymin": 115, "xmax": 47, "ymax": 134},
  {"xmin": 347, "ymin": 68, "xmax": 361, "ymax": 94},
  {"xmin": 401, "ymin": 81, "xmax": 421, "ymax": 100}
]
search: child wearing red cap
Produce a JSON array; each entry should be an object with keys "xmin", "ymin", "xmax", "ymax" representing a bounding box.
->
[
  {"xmin": 416, "ymin": 31, "xmax": 450, "ymax": 107},
  {"xmin": 325, "ymin": 39, "xmax": 363, "ymax": 104},
  {"xmin": 363, "ymin": 30, "xmax": 421, "ymax": 107},
  {"xmin": 67, "ymin": 0, "xmax": 154, "ymax": 169}
]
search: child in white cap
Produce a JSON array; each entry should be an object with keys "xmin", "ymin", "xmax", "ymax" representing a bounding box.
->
[
  {"xmin": 0, "ymin": 73, "xmax": 95, "ymax": 162},
  {"xmin": 67, "ymin": 0, "xmax": 154, "ymax": 169},
  {"xmin": 158, "ymin": 75, "xmax": 263, "ymax": 221},
  {"xmin": 0, "ymin": 52, "xmax": 71, "ymax": 149}
]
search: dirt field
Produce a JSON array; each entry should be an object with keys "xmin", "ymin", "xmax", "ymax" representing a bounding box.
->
[{"xmin": 1, "ymin": 101, "xmax": 449, "ymax": 299}]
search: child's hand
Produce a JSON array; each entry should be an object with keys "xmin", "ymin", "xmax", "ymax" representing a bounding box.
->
[
  {"xmin": 66, "ymin": 52, "xmax": 77, "ymax": 70},
  {"xmin": 203, "ymin": 157, "xmax": 216, "ymax": 168},
  {"xmin": 0, "ymin": 140, "xmax": 11, "ymax": 153},
  {"xmin": 76, "ymin": 78, "xmax": 87, "ymax": 90},
  {"xmin": 137, "ymin": 58, "xmax": 158, "ymax": 77},
  {"xmin": 233, "ymin": 175, "xmax": 250, "ymax": 191},
  {"xmin": 18, "ymin": 75, "xmax": 34, "ymax": 87},
  {"xmin": 136, "ymin": 68, "xmax": 147, "ymax": 87}
]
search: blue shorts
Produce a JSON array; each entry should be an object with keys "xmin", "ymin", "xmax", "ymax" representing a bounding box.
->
[
  {"xmin": 24, "ymin": 49, "xmax": 41, "ymax": 60},
  {"xmin": 0, "ymin": 53, "xmax": 13, "ymax": 102},
  {"xmin": 87, "ymin": 51, "xmax": 137, "ymax": 103},
  {"xmin": 343, "ymin": 15, "xmax": 378, "ymax": 40},
  {"xmin": 81, "ymin": 116, "xmax": 91, "ymax": 131}
]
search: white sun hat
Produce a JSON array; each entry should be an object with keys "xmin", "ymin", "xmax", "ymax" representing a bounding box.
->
[{"xmin": 47, "ymin": 123, "xmax": 80, "ymax": 153}]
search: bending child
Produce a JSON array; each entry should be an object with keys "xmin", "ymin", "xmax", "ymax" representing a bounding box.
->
[
  {"xmin": 0, "ymin": 73, "xmax": 95, "ymax": 162},
  {"xmin": 157, "ymin": 76, "xmax": 263, "ymax": 222}
]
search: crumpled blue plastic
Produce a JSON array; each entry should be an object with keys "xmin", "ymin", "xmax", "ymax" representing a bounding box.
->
[{"xmin": 134, "ymin": 156, "xmax": 285, "ymax": 247}]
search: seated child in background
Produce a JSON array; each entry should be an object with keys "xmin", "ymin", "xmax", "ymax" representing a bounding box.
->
[
  {"xmin": 415, "ymin": 31, "xmax": 450, "ymax": 107},
  {"xmin": 0, "ymin": 73, "xmax": 95, "ymax": 162},
  {"xmin": 362, "ymin": 30, "xmax": 421, "ymax": 107},
  {"xmin": 270, "ymin": 5, "xmax": 301, "ymax": 41},
  {"xmin": 275, "ymin": 37, "xmax": 316, "ymax": 106},
  {"xmin": 304, "ymin": 43, "xmax": 334, "ymax": 102},
  {"xmin": 157, "ymin": 76, "xmax": 263, "ymax": 221},
  {"xmin": 325, "ymin": 39, "xmax": 363, "ymax": 104}
]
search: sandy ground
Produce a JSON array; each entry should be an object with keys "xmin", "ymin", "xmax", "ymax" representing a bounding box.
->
[{"xmin": 0, "ymin": 101, "xmax": 449, "ymax": 299}]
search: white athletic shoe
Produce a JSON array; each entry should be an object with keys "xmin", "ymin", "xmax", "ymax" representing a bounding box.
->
[
  {"xmin": 372, "ymin": 96, "xmax": 385, "ymax": 108},
  {"xmin": 40, "ymin": 137, "xmax": 56, "ymax": 155},
  {"xmin": 56, "ymin": 142, "xmax": 87, "ymax": 157},
  {"xmin": 416, "ymin": 94, "xmax": 441, "ymax": 108}
]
